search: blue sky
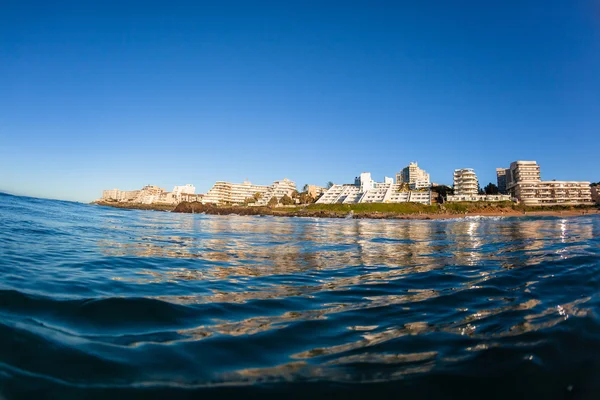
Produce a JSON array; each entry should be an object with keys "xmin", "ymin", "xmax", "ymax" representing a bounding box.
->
[{"xmin": 1, "ymin": 0, "xmax": 599, "ymax": 202}]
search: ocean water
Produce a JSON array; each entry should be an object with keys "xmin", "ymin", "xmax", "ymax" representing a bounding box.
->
[{"xmin": 1, "ymin": 193, "xmax": 600, "ymax": 399}]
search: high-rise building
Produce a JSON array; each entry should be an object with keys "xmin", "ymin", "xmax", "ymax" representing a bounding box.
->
[
  {"xmin": 453, "ymin": 169, "xmax": 479, "ymax": 196},
  {"xmin": 496, "ymin": 168, "xmax": 508, "ymax": 194},
  {"xmin": 503, "ymin": 160, "xmax": 592, "ymax": 206},
  {"xmin": 396, "ymin": 162, "xmax": 431, "ymax": 189}
]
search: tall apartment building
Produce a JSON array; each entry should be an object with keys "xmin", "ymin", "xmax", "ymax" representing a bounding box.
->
[
  {"xmin": 503, "ymin": 160, "xmax": 592, "ymax": 206},
  {"xmin": 446, "ymin": 168, "xmax": 512, "ymax": 202},
  {"xmin": 496, "ymin": 168, "xmax": 508, "ymax": 194},
  {"xmin": 202, "ymin": 178, "xmax": 296, "ymax": 205},
  {"xmin": 591, "ymin": 185, "xmax": 600, "ymax": 204},
  {"xmin": 317, "ymin": 172, "xmax": 432, "ymax": 205},
  {"xmin": 453, "ymin": 168, "xmax": 479, "ymax": 196},
  {"xmin": 396, "ymin": 162, "xmax": 431, "ymax": 190}
]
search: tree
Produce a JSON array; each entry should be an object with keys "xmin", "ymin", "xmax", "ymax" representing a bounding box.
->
[
  {"xmin": 253, "ymin": 192, "xmax": 263, "ymax": 201},
  {"xmin": 302, "ymin": 184, "xmax": 309, "ymax": 192},
  {"xmin": 299, "ymin": 192, "xmax": 314, "ymax": 204},
  {"xmin": 477, "ymin": 183, "xmax": 485, "ymax": 195},
  {"xmin": 267, "ymin": 196, "xmax": 279, "ymax": 207},
  {"xmin": 484, "ymin": 183, "xmax": 499, "ymax": 195},
  {"xmin": 326, "ymin": 181, "xmax": 334, "ymax": 189},
  {"xmin": 280, "ymin": 194, "xmax": 294, "ymax": 206},
  {"xmin": 291, "ymin": 190, "xmax": 300, "ymax": 199},
  {"xmin": 243, "ymin": 197, "xmax": 256, "ymax": 205}
]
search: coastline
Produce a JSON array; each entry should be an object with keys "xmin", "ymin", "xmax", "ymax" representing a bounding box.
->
[{"xmin": 93, "ymin": 200, "xmax": 599, "ymax": 220}]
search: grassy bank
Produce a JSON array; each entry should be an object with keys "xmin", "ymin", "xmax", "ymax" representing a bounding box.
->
[
  {"xmin": 96, "ymin": 200, "xmax": 598, "ymax": 218},
  {"xmin": 93, "ymin": 201, "xmax": 176, "ymax": 212}
]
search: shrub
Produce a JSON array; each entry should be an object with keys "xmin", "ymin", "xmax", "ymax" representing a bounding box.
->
[
  {"xmin": 280, "ymin": 194, "xmax": 294, "ymax": 206},
  {"xmin": 267, "ymin": 196, "xmax": 279, "ymax": 207}
]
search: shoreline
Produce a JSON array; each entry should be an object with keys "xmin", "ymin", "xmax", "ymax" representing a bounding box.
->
[{"xmin": 93, "ymin": 201, "xmax": 599, "ymax": 220}]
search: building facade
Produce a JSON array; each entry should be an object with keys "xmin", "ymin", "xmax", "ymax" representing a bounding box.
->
[
  {"xmin": 591, "ymin": 185, "xmax": 600, "ymax": 204},
  {"xmin": 306, "ymin": 185, "xmax": 326, "ymax": 199},
  {"xmin": 503, "ymin": 160, "xmax": 592, "ymax": 206},
  {"xmin": 317, "ymin": 172, "xmax": 432, "ymax": 205},
  {"xmin": 453, "ymin": 168, "xmax": 479, "ymax": 196},
  {"xmin": 202, "ymin": 178, "xmax": 296, "ymax": 206},
  {"xmin": 172, "ymin": 184, "xmax": 196, "ymax": 196},
  {"xmin": 496, "ymin": 168, "xmax": 508, "ymax": 194},
  {"xmin": 396, "ymin": 162, "xmax": 431, "ymax": 190},
  {"xmin": 101, "ymin": 184, "xmax": 199, "ymax": 205},
  {"xmin": 446, "ymin": 194, "xmax": 512, "ymax": 202}
]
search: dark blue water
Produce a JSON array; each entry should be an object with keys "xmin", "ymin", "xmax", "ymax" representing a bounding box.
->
[{"xmin": 1, "ymin": 192, "xmax": 600, "ymax": 399}]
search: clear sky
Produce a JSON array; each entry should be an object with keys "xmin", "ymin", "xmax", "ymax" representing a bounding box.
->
[{"xmin": 1, "ymin": 0, "xmax": 599, "ymax": 202}]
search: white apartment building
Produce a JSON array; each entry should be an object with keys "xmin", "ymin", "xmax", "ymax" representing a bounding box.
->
[
  {"xmin": 317, "ymin": 172, "xmax": 432, "ymax": 205},
  {"xmin": 202, "ymin": 178, "xmax": 296, "ymax": 205},
  {"xmin": 396, "ymin": 162, "xmax": 431, "ymax": 190},
  {"xmin": 453, "ymin": 168, "xmax": 479, "ymax": 196},
  {"xmin": 101, "ymin": 189, "xmax": 141, "ymax": 202},
  {"xmin": 101, "ymin": 184, "xmax": 199, "ymax": 205},
  {"xmin": 504, "ymin": 160, "xmax": 592, "ymax": 206},
  {"xmin": 446, "ymin": 168, "xmax": 511, "ymax": 202},
  {"xmin": 172, "ymin": 184, "xmax": 196, "ymax": 196}
]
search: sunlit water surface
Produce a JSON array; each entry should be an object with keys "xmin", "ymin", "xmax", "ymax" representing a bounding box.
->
[{"xmin": 1, "ymin": 193, "xmax": 600, "ymax": 399}]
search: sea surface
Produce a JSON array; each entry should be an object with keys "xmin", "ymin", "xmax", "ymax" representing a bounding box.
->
[{"xmin": 1, "ymin": 193, "xmax": 600, "ymax": 399}]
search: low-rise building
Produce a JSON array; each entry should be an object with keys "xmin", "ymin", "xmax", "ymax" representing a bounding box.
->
[
  {"xmin": 317, "ymin": 172, "xmax": 432, "ymax": 205},
  {"xmin": 101, "ymin": 184, "xmax": 200, "ymax": 205},
  {"xmin": 446, "ymin": 194, "xmax": 512, "ymax": 202}
]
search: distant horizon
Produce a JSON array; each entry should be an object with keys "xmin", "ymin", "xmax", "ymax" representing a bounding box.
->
[{"xmin": 2, "ymin": 1, "xmax": 598, "ymax": 202}]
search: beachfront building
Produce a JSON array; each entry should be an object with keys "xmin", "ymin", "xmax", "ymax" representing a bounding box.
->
[
  {"xmin": 496, "ymin": 168, "xmax": 508, "ymax": 194},
  {"xmin": 396, "ymin": 162, "xmax": 431, "ymax": 190},
  {"xmin": 202, "ymin": 178, "xmax": 296, "ymax": 206},
  {"xmin": 100, "ymin": 184, "xmax": 202, "ymax": 205},
  {"xmin": 317, "ymin": 172, "xmax": 432, "ymax": 205},
  {"xmin": 446, "ymin": 168, "xmax": 511, "ymax": 202},
  {"xmin": 172, "ymin": 184, "xmax": 196, "ymax": 196},
  {"xmin": 453, "ymin": 168, "xmax": 479, "ymax": 196},
  {"xmin": 503, "ymin": 160, "xmax": 592, "ymax": 206},
  {"xmin": 305, "ymin": 185, "xmax": 327, "ymax": 199},
  {"xmin": 591, "ymin": 185, "xmax": 600, "ymax": 204},
  {"xmin": 101, "ymin": 189, "xmax": 141, "ymax": 202}
]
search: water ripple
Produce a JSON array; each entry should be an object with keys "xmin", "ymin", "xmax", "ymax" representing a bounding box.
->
[{"xmin": 1, "ymin": 193, "xmax": 600, "ymax": 398}]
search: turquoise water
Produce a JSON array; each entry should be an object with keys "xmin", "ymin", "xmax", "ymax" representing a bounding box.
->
[{"xmin": 1, "ymin": 192, "xmax": 600, "ymax": 399}]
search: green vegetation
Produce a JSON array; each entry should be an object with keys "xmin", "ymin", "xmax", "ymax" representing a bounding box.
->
[
  {"xmin": 484, "ymin": 182, "xmax": 499, "ymax": 195},
  {"xmin": 279, "ymin": 194, "xmax": 294, "ymax": 206},
  {"xmin": 267, "ymin": 196, "xmax": 279, "ymax": 207},
  {"xmin": 304, "ymin": 202, "xmax": 439, "ymax": 215},
  {"xmin": 442, "ymin": 201, "xmax": 514, "ymax": 213},
  {"xmin": 94, "ymin": 201, "xmax": 176, "ymax": 212}
]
